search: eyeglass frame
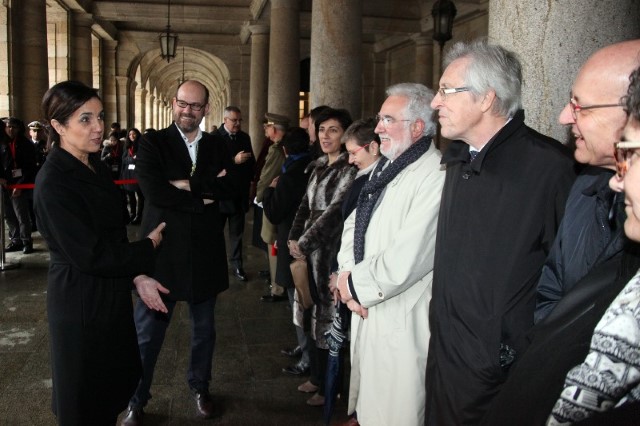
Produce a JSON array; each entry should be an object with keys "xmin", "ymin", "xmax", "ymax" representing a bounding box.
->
[
  {"xmin": 375, "ymin": 114, "xmax": 412, "ymax": 128},
  {"xmin": 437, "ymin": 86, "xmax": 471, "ymax": 100},
  {"xmin": 224, "ymin": 117, "xmax": 243, "ymax": 123},
  {"xmin": 614, "ymin": 141, "xmax": 640, "ymax": 178},
  {"xmin": 175, "ymin": 99, "xmax": 206, "ymax": 111},
  {"xmin": 569, "ymin": 97, "xmax": 622, "ymax": 120},
  {"xmin": 347, "ymin": 143, "xmax": 371, "ymax": 157}
]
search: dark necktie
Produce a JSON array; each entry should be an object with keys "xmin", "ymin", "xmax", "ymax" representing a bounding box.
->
[
  {"xmin": 230, "ymin": 133, "xmax": 236, "ymax": 142},
  {"xmin": 469, "ymin": 150, "xmax": 479, "ymax": 162}
]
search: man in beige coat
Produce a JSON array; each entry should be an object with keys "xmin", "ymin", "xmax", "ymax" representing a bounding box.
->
[{"xmin": 336, "ymin": 83, "xmax": 445, "ymax": 426}]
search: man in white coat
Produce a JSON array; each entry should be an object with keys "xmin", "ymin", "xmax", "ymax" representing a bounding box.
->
[{"xmin": 335, "ymin": 83, "xmax": 445, "ymax": 426}]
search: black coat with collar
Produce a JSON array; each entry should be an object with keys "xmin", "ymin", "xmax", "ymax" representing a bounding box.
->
[
  {"xmin": 214, "ymin": 126, "xmax": 255, "ymax": 213},
  {"xmin": 136, "ymin": 124, "xmax": 237, "ymax": 302},
  {"xmin": 33, "ymin": 147, "xmax": 156, "ymax": 425},
  {"xmin": 427, "ymin": 110, "xmax": 577, "ymax": 425}
]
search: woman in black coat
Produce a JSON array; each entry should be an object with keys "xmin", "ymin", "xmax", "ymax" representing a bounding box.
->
[
  {"xmin": 121, "ymin": 128, "xmax": 145, "ymax": 224},
  {"xmin": 34, "ymin": 81, "xmax": 168, "ymax": 426}
]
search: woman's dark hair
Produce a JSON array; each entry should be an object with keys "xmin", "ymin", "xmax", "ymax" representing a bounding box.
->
[
  {"xmin": 342, "ymin": 117, "xmax": 380, "ymax": 151},
  {"xmin": 315, "ymin": 108, "xmax": 353, "ymax": 135},
  {"xmin": 281, "ymin": 127, "xmax": 310, "ymax": 155},
  {"xmin": 41, "ymin": 80, "xmax": 101, "ymax": 147},
  {"xmin": 314, "ymin": 108, "xmax": 353, "ymax": 153},
  {"xmin": 126, "ymin": 128, "xmax": 142, "ymax": 150},
  {"xmin": 625, "ymin": 66, "xmax": 640, "ymax": 122}
]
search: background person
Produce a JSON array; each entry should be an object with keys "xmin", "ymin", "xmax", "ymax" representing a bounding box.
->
[
  {"xmin": 121, "ymin": 128, "xmax": 144, "ymax": 225},
  {"xmin": 34, "ymin": 80, "xmax": 167, "ymax": 426}
]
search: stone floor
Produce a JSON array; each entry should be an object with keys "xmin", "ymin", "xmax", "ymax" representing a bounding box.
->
[{"xmin": 0, "ymin": 218, "xmax": 351, "ymax": 425}]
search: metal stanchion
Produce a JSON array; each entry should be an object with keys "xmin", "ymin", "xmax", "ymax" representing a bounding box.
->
[{"xmin": 0, "ymin": 186, "xmax": 21, "ymax": 270}]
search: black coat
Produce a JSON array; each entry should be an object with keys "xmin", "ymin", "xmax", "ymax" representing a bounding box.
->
[
  {"xmin": 481, "ymin": 243, "xmax": 640, "ymax": 425},
  {"xmin": 120, "ymin": 140, "xmax": 140, "ymax": 192},
  {"xmin": 426, "ymin": 110, "xmax": 577, "ymax": 425},
  {"xmin": 0, "ymin": 135, "xmax": 37, "ymax": 184},
  {"xmin": 263, "ymin": 153, "xmax": 312, "ymax": 288},
  {"xmin": 136, "ymin": 124, "xmax": 236, "ymax": 302},
  {"xmin": 33, "ymin": 147, "xmax": 156, "ymax": 425},
  {"xmin": 214, "ymin": 126, "xmax": 255, "ymax": 213}
]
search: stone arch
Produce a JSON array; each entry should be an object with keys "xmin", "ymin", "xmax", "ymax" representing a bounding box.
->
[{"xmin": 127, "ymin": 47, "xmax": 230, "ymax": 131}]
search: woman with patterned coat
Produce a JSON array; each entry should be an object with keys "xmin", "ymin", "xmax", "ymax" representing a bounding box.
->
[{"xmin": 288, "ymin": 108, "xmax": 356, "ymax": 406}]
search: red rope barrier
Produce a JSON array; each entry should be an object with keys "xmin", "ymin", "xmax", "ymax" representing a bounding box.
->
[{"xmin": 4, "ymin": 179, "xmax": 138, "ymax": 190}]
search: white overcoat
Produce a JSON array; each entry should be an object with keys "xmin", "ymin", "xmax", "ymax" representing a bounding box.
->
[{"xmin": 337, "ymin": 142, "xmax": 445, "ymax": 426}]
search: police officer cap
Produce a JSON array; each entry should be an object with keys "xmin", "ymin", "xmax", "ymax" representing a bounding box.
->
[
  {"xmin": 264, "ymin": 112, "xmax": 290, "ymax": 128},
  {"xmin": 28, "ymin": 121, "xmax": 42, "ymax": 130}
]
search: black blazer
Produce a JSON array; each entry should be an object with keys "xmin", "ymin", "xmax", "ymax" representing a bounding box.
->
[
  {"xmin": 0, "ymin": 135, "xmax": 37, "ymax": 184},
  {"xmin": 137, "ymin": 124, "xmax": 237, "ymax": 302}
]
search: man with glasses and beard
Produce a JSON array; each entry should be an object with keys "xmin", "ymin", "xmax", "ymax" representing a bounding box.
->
[{"xmin": 121, "ymin": 80, "xmax": 237, "ymax": 425}]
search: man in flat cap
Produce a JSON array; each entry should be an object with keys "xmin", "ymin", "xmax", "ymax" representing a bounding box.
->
[
  {"xmin": 28, "ymin": 121, "xmax": 48, "ymax": 173},
  {"xmin": 256, "ymin": 112, "xmax": 289, "ymax": 302}
]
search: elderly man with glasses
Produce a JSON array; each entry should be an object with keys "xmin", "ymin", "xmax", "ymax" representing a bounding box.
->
[
  {"xmin": 213, "ymin": 106, "xmax": 255, "ymax": 282},
  {"xmin": 334, "ymin": 82, "xmax": 444, "ymax": 426},
  {"xmin": 534, "ymin": 39, "xmax": 640, "ymax": 325},
  {"xmin": 425, "ymin": 39, "xmax": 576, "ymax": 426}
]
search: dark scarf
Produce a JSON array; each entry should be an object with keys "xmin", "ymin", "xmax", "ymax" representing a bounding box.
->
[{"xmin": 353, "ymin": 136, "xmax": 431, "ymax": 263}]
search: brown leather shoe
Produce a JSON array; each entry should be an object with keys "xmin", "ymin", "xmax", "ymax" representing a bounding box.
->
[
  {"xmin": 194, "ymin": 390, "xmax": 214, "ymax": 419},
  {"xmin": 297, "ymin": 380, "xmax": 319, "ymax": 393},
  {"xmin": 120, "ymin": 406, "xmax": 144, "ymax": 426}
]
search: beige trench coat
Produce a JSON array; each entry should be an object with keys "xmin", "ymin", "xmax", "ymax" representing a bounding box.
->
[{"xmin": 337, "ymin": 143, "xmax": 445, "ymax": 426}]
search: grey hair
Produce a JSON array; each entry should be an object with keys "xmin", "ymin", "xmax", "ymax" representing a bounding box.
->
[
  {"xmin": 444, "ymin": 39, "xmax": 522, "ymax": 118},
  {"xmin": 385, "ymin": 83, "xmax": 436, "ymax": 136}
]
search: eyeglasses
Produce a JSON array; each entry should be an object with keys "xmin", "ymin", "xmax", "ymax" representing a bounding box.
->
[
  {"xmin": 375, "ymin": 114, "xmax": 411, "ymax": 128},
  {"xmin": 569, "ymin": 97, "xmax": 622, "ymax": 120},
  {"xmin": 175, "ymin": 99, "xmax": 205, "ymax": 111},
  {"xmin": 348, "ymin": 143, "xmax": 370, "ymax": 157},
  {"xmin": 437, "ymin": 87, "xmax": 470, "ymax": 99},
  {"xmin": 614, "ymin": 141, "xmax": 640, "ymax": 178},
  {"xmin": 225, "ymin": 117, "xmax": 243, "ymax": 123}
]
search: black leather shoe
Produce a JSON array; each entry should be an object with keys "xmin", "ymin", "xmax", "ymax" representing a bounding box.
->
[
  {"xmin": 233, "ymin": 268, "xmax": 248, "ymax": 282},
  {"xmin": 282, "ymin": 360, "xmax": 310, "ymax": 376},
  {"xmin": 280, "ymin": 346, "xmax": 302, "ymax": 357},
  {"xmin": 5, "ymin": 242, "xmax": 23, "ymax": 252},
  {"xmin": 260, "ymin": 294, "xmax": 287, "ymax": 302},
  {"xmin": 121, "ymin": 406, "xmax": 144, "ymax": 426},
  {"xmin": 22, "ymin": 244, "xmax": 33, "ymax": 254},
  {"xmin": 194, "ymin": 390, "xmax": 214, "ymax": 419}
]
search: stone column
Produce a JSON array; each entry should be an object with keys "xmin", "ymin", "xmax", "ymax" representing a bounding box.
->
[
  {"xmin": 70, "ymin": 11, "xmax": 94, "ymax": 86},
  {"xmin": 489, "ymin": 0, "xmax": 640, "ymax": 142},
  {"xmin": 249, "ymin": 25, "xmax": 269, "ymax": 156},
  {"xmin": 155, "ymin": 99, "xmax": 162, "ymax": 129},
  {"xmin": 102, "ymin": 40, "xmax": 118, "ymax": 125},
  {"xmin": 413, "ymin": 34, "xmax": 434, "ymax": 89},
  {"xmin": 147, "ymin": 94, "xmax": 155, "ymax": 130},
  {"xmin": 134, "ymin": 85, "xmax": 146, "ymax": 130},
  {"xmin": 372, "ymin": 53, "xmax": 387, "ymax": 112},
  {"xmin": 310, "ymin": 0, "xmax": 363, "ymax": 117},
  {"xmin": 115, "ymin": 76, "xmax": 129, "ymax": 128},
  {"xmin": 135, "ymin": 88, "xmax": 147, "ymax": 131},
  {"xmin": 7, "ymin": 0, "xmax": 49, "ymax": 122},
  {"xmin": 268, "ymin": 0, "xmax": 300, "ymax": 123}
]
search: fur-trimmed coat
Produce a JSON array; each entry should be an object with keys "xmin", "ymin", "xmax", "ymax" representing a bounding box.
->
[{"xmin": 289, "ymin": 151, "xmax": 356, "ymax": 347}]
